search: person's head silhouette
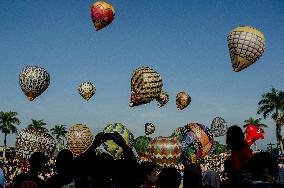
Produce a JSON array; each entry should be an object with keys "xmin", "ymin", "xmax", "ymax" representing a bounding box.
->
[
  {"xmin": 226, "ymin": 125, "xmax": 246, "ymax": 151},
  {"xmin": 29, "ymin": 152, "xmax": 46, "ymax": 173}
]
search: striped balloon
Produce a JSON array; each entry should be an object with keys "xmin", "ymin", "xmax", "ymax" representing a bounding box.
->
[
  {"xmin": 130, "ymin": 67, "xmax": 163, "ymax": 107},
  {"xmin": 227, "ymin": 26, "xmax": 265, "ymax": 72},
  {"xmin": 150, "ymin": 136, "xmax": 182, "ymax": 168},
  {"xmin": 67, "ymin": 124, "xmax": 93, "ymax": 157},
  {"xmin": 102, "ymin": 123, "xmax": 133, "ymax": 159}
]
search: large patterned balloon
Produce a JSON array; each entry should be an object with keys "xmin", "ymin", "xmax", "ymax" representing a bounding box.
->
[
  {"xmin": 134, "ymin": 136, "xmax": 152, "ymax": 161},
  {"xmin": 91, "ymin": 1, "xmax": 115, "ymax": 31},
  {"xmin": 130, "ymin": 67, "xmax": 164, "ymax": 107},
  {"xmin": 78, "ymin": 81, "xmax": 96, "ymax": 101},
  {"xmin": 181, "ymin": 123, "xmax": 214, "ymax": 164},
  {"xmin": 156, "ymin": 90, "xmax": 169, "ymax": 108},
  {"xmin": 15, "ymin": 128, "xmax": 56, "ymax": 161},
  {"xmin": 19, "ymin": 66, "xmax": 50, "ymax": 101},
  {"xmin": 67, "ymin": 124, "xmax": 93, "ymax": 157},
  {"xmin": 227, "ymin": 26, "xmax": 265, "ymax": 72},
  {"xmin": 145, "ymin": 123, "xmax": 155, "ymax": 135},
  {"xmin": 176, "ymin": 92, "xmax": 191, "ymax": 110},
  {"xmin": 150, "ymin": 136, "xmax": 182, "ymax": 168},
  {"xmin": 102, "ymin": 123, "xmax": 134, "ymax": 159},
  {"xmin": 210, "ymin": 117, "xmax": 228, "ymax": 137}
]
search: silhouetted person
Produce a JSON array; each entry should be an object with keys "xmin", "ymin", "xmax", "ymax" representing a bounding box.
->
[
  {"xmin": 138, "ymin": 161, "xmax": 160, "ymax": 188},
  {"xmin": 183, "ymin": 163, "xmax": 203, "ymax": 188},
  {"xmin": 14, "ymin": 152, "xmax": 47, "ymax": 188},
  {"xmin": 46, "ymin": 149, "xmax": 74, "ymax": 188},
  {"xmin": 226, "ymin": 125, "xmax": 253, "ymax": 177},
  {"xmin": 247, "ymin": 152, "xmax": 284, "ymax": 188},
  {"xmin": 203, "ymin": 169, "xmax": 220, "ymax": 188},
  {"xmin": 157, "ymin": 167, "xmax": 181, "ymax": 188}
]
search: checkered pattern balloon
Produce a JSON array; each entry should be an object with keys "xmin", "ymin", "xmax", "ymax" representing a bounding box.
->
[
  {"xmin": 210, "ymin": 117, "xmax": 228, "ymax": 137},
  {"xmin": 227, "ymin": 26, "xmax": 265, "ymax": 72},
  {"xmin": 181, "ymin": 123, "xmax": 214, "ymax": 164},
  {"xmin": 78, "ymin": 81, "xmax": 96, "ymax": 101},
  {"xmin": 150, "ymin": 136, "xmax": 182, "ymax": 168},
  {"xmin": 67, "ymin": 124, "xmax": 93, "ymax": 157},
  {"xmin": 130, "ymin": 67, "xmax": 164, "ymax": 107},
  {"xmin": 15, "ymin": 128, "xmax": 56, "ymax": 161},
  {"xmin": 19, "ymin": 66, "xmax": 50, "ymax": 101},
  {"xmin": 102, "ymin": 123, "xmax": 134, "ymax": 159}
]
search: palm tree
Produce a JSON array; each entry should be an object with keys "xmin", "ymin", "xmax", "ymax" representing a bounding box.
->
[
  {"xmin": 257, "ymin": 87, "xmax": 284, "ymax": 153},
  {"xmin": 50, "ymin": 124, "xmax": 67, "ymax": 148},
  {"xmin": 27, "ymin": 119, "xmax": 48, "ymax": 133},
  {"xmin": 0, "ymin": 111, "xmax": 21, "ymax": 160},
  {"xmin": 243, "ymin": 117, "xmax": 267, "ymax": 128}
]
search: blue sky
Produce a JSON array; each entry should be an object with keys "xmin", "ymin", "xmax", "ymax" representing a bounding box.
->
[{"xmin": 0, "ymin": 0, "xmax": 284, "ymax": 150}]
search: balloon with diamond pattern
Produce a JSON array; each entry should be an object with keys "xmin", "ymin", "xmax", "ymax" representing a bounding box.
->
[{"xmin": 78, "ymin": 81, "xmax": 96, "ymax": 101}]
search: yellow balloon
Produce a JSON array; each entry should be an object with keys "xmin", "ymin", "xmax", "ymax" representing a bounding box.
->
[{"xmin": 227, "ymin": 26, "xmax": 265, "ymax": 72}]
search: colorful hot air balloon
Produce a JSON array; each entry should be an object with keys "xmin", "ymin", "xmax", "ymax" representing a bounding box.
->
[
  {"xmin": 181, "ymin": 123, "xmax": 214, "ymax": 164},
  {"xmin": 210, "ymin": 117, "xmax": 228, "ymax": 137},
  {"xmin": 171, "ymin": 127, "xmax": 184, "ymax": 142},
  {"xmin": 145, "ymin": 123, "xmax": 155, "ymax": 135},
  {"xmin": 19, "ymin": 66, "xmax": 50, "ymax": 101},
  {"xmin": 67, "ymin": 124, "xmax": 93, "ymax": 157},
  {"xmin": 150, "ymin": 136, "xmax": 182, "ymax": 168},
  {"xmin": 176, "ymin": 92, "xmax": 191, "ymax": 110},
  {"xmin": 227, "ymin": 26, "xmax": 265, "ymax": 72},
  {"xmin": 156, "ymin": 90, "xmax": 169, "ymax": 108},
  {"xmin": 130, "ymin": 67, "xmax": 165, "ymax": 107},
  {"xmin": 15, "ymin": 128, "xmax": 56, "ymax": 161},
  {"xmin": 78, "ymin": 81, "xmax": 96, "ymax": 101},
  {"xmin": 102, "ymin": 123, "xmax": 134, "ymax": 159},
  {"xmin": 244, "ymin": 125, "xmax": 264, "ymax": 147},
  {"xmin": 91, "ymin": 1, "xmax": 115, "ymax": 31},
  {"xmin": 134, "ymin": 136, "xmax": 152, "ymax": 161}
]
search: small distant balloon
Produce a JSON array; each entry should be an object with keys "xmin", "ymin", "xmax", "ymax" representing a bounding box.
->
[
  {"xmin": 19, "ymin": 66, "xmax": 50, "ymax": 101},
  {"xmin": 227, "ymin": 26, "xmax": 265, "ymax": 72},
  {"xmin": 91, "ymin": 1, "xmax": 115, "ymax": 31},
  {"xmin": 156, "ymin": 90, "xmax": 169, "ymax": 108},
  {"xmin": 130, "ymin": 67, "xmax": 165, "ymax": 107},
  {"xmin": 210, "ymin": 117, "xmax": 228, "ymax": 137},
  {"xmin": 145, "ymin": 123, "xmax": 155, "ymax": 135},
  {"xmin": 78, "ymin": 81, "xmax": 96, "ymax": 101},
  {"xmin": 176, "ymin": 92, "xmax": 191, "ymax": 110}
]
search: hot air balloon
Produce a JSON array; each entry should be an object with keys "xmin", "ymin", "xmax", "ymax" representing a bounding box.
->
[
  {"xmin": 150, "ymin": 136, "xmax": 182, "ymax": 168},
  {"xmin": 244, "ymin": 125, "xmax": 264, "ymax": 147},
  {"xmin": 91, "ymin": 1, "xmax": 115, "ymax": 31},
  {"xmin": 210, "ymin": 117, "xmax": 228, "ymax": 137},
  {"xmin": 134, "ymin": 136, "xmax": 152, "ymax": 161},
  {"xmin": 15, "ymin": 128, "xmax": 56, "ymax": 161},
  {"xmin": 176, "ymin": 92, "xmax": 191, "ymax": 110},
  {"xmin": 171, "ymin": 127, "xmax": 184, "ymax": 142},
  {"xmin": 156, "ymin": 90, "xmax": 169, "ymax": 108},
  {"xmin": 78, "ymin": 81, "xmax": 96, "ymax": 101},
  {"xmin": 181, "ymin": 123, "xmax": 214, "ymax": 164},
  {"xmin": 145, "ymin": 123, "xmax": 155, "ymax": 135},
  {"xmin": 19, "ymin": 66, "xmax": 50, "ymax": 101},
  {"xmin": 102, "ymin": 123, "xmax": 134, "ymax": 159},
  {"xmin": 67, "ymin": 124, "xmax": 93, "ymax": 157},
  {"xmin": 130, "ymin": 67, "xmax": 165, "ymax": 107},
  {"xmin": 227, "ymin": 26, "xmax": 265, "ymax": 72}
]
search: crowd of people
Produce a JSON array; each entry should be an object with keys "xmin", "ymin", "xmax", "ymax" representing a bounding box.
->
[{"xmin": 0, "ymin": 126, "xmax": 284, "ymax": 188}]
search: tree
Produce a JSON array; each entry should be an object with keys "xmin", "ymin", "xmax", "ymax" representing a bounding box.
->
[
  {"xmin": 50, "ymin": 124, "xmax": 67, "ymax": 148},
  {"xmin": 27, "ymin": 119, "xmax": 48, "ymax": 133},
  {"xmin": 0, "ymin": 111, "xmax": 20, "ymax": 160},
  {"xmin": 257, "ymin": 87, "xmax": 284, "ymax": 153},
  {"xmin": 243, "ymin": 117, "xmax": 267, "ymax": 128}
]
